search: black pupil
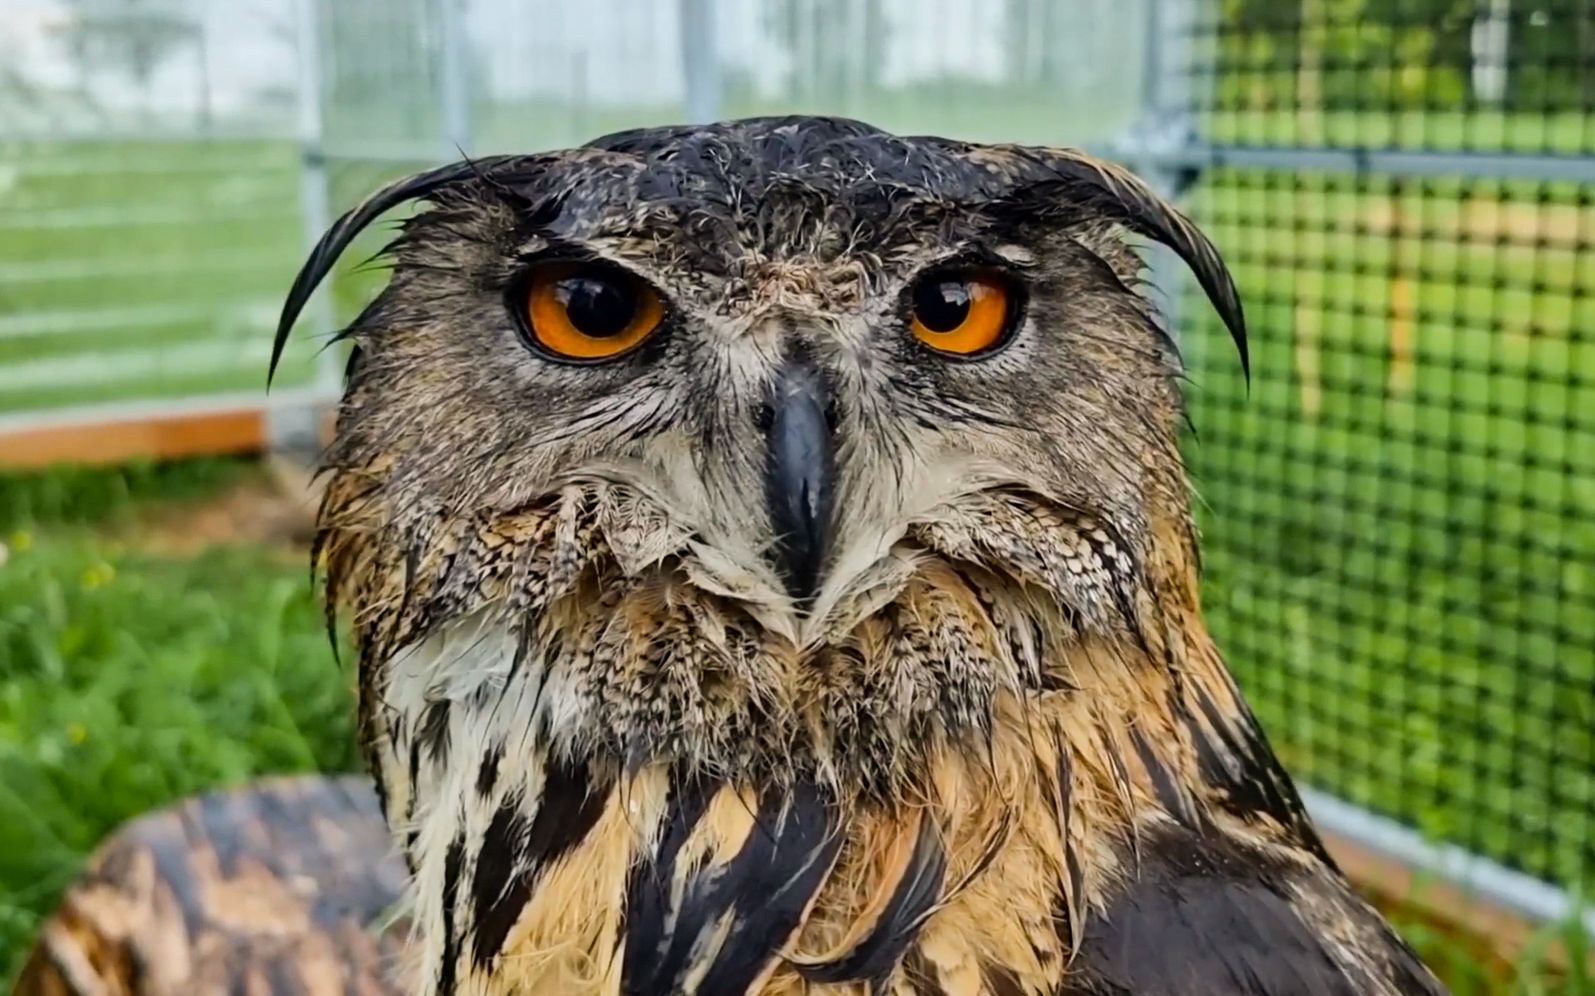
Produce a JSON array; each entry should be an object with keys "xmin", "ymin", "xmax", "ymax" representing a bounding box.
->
[
  {"xmin": 914, "ymin": 279, "xmax": 971, "ymax": 333},
  {"xmin": 556, "ymin": 274, "xmax": 636, "ymax": 337}
]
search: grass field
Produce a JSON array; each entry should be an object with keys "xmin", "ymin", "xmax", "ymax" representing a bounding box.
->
[{"xmin": 0, "ymin": 460, "xmax": 356, "ymax": 980}]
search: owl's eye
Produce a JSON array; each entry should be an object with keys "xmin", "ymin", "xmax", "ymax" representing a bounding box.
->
[
  {"xmin": 909, "ymin": 270, "xmax": 1014, "ymax": 357},
  {"xmin": 523, "ymin": 262, "xmax": 663, "ymax": 361}
]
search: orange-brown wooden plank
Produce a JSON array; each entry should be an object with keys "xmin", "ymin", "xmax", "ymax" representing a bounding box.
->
[{"xmin": 0, "ymin": 408, "xmax": 268, "ymax": 470}]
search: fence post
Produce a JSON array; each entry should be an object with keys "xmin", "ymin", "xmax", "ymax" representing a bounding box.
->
[
  {"xmin": 1132, "ymin": 0, "xmax": 1198, "ymax": 349},
  {"xmin": 680, "ymin": 0, "xmax": 721, "ymax": 124},
  {"xmin": 285, "ymin": 0, "xmax": 339, "ymax": 450},
  {"xmin": 438, "ymin": 0, "xmax": 474, "ymax": 156}
]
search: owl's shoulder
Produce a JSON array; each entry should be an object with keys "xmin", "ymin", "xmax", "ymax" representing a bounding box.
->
[{"xmin": 1066, "ymin": 822, "xmax": 1446, "ymax": 996}]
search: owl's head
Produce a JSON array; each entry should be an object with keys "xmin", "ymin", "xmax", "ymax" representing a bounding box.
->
[{"xmin": 277, "ymin": 116, "xmax": 1243, "ymax": 672}]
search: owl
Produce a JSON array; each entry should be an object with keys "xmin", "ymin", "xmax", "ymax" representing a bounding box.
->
[{"xmin": 20, "ymin": 117, "xmax": 1445, "ymax": 996}]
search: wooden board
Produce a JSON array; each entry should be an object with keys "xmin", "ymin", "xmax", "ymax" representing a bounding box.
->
[
  {"xmin": 0, "ymin": 407, "xmax": 268, "ymax": 470},
  {"xmin": 0, "ymin": 392, "xmax": 338, "ymax": 471}
]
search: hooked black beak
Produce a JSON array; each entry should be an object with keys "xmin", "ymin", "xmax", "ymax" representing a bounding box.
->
[{"xmin": 764, "ymin": 353, "xmax": 835, "ymax": 602}]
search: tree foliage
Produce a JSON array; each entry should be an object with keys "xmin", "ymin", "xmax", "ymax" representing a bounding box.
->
[
  {"xmin": 1219, "ymin": 0, "xmax": 1595, "ymax": 110},
  {"xmin": 53, "ymin": 0, "xmax": 199, "ymax": 101}
]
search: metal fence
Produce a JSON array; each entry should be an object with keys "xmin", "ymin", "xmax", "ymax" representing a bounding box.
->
[
  {"xmin": 0, "ymin": 0, "xmax": 337, "ymax": 437},
  {"xmin": 4, "ymin": 0, "xmax": 1592, "ymax": 937},
  {"xmin": 1165, "ymin": 0, "xmax": 1595, "ymax": 928},
  {"xmin": 1169, "ymin": 0, "xmax": 1594, "ymax": 928}
]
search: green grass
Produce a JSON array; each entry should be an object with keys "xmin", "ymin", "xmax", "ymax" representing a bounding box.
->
[
  {"xmin": 0, "ymin": 461, "xmax": 355, "ymax": 979},
  {"xmin": 0, "ymin": 139, "xmax": 317, "ymax": 413}
]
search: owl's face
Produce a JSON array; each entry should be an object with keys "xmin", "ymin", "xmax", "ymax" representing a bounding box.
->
[{"xmin": 279, "ymin": 117, "xmax": 1244, "ymax": 651}]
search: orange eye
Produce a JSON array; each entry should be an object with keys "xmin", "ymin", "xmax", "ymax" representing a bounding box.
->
[
  {"xmin": 909, "ymin": 270, "xmax": 1014, "ymax": 356},
  {"xmin": 524, "ymin": 263, "xmax": 663, "ymax": 361}
]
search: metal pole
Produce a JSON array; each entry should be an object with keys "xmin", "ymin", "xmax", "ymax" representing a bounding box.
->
[
  {"xmin": 291, "ymin": 0, "xmax": 341, "ymax": 429},
  {"xmin": 680, "ymin": 0, "xmax": 721, "ymax": 124},
  {"xmin": 1303, "ymin": 788, "xmax": 1595, "ymax": 937},
  {"xmin": 1134, "ymin": 0, "xmax": 1196, "ymax": 351},
  {"xmin": 437, "ymin": 0, "xmax": 473, "ymax": 156}
]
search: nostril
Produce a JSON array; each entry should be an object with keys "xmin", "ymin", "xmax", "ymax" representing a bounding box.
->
[{"xmin": 754, "ymin": 402, "xmax": 774, "ymax": 433}]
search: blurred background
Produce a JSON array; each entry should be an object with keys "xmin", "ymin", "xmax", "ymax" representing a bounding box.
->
[{"xmin": 0, "ymin": 0, "xmax": 1591, "ymax": 990}]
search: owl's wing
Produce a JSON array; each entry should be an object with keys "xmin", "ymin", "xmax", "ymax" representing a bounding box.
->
[
  {"xmin": 14, "ymin": 775, "xmax": 410, "ymax": 996},
  {"xmin": 1062, "ymin": 821, "xmax": 1448, "ymax": 996}
]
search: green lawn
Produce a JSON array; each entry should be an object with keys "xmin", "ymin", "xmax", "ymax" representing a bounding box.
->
[{"xmin": 0, "ymin": 460, "xmax": 356, "ymax": 980}]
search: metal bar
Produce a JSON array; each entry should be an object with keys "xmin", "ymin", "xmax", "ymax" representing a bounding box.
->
[
  {"xmin": 1136, "ymin": 143, "xmax": 1595, "ymax": 185},
  {"xmin": 295, "ymin": 0, "xmax": 343, "ymax": 402},
  {"xmin": 315, "ymin": 140, "xmax": 451, "ymax": 165},
  {"xmin": 0, "ymin": 128, "xmax": 299, "ymax": 144},
  {"xmin": 436, "ymin": 0, "xmax": 474, "ymax": 157},
  {"xmin": 0, "ymin": 341, "xmax": 274, "ymax": 392},
  {"xmin": 1302, "ymin": 788, "xmax": 1595, "ymax": 936},
  {"xmin": 1131, "ymin": 0, "xmax": 1197, "ymax": 345},
  {"xmin": 0, "ymin": 205, "xmax": 287, "ymax": 230},
  {"xmin": 0, "ymin": 250, "xmax": 280, "ymax": 284},
  {"xmin": 0, "ymin": 301, "xmax": 269, "ymax": 339},
  {"xmin": 0, "ymin": 385, "xmax": 337, "ymax": 436},
  {"xmin": 5, "ymin": 158, "xmax": 300, "ymax": 179},
  {"xmin": 679, "ymin": 0, "xmax": 721, "ymax": 124}
]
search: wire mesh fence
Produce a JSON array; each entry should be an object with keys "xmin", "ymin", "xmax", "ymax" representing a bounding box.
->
[
  {"xmin": 1169, "ymin": 0, "xmax": 1595, "ymax": 906},
  {"xmin": 0, "ymin": 1, "xmax": 321, "ymax": 419}
]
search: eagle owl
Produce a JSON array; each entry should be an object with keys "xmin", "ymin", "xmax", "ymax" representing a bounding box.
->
[{"xmin": 20, "ymin": 117, "xmax": 1445, "ymax": 995}]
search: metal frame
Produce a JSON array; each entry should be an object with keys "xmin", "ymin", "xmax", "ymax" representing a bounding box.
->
[
  {"xmin": 294, "ymin": 0, "xmax": 343, "ymax": 411},
  {"xmin": 1304, "ymin": 788, "xmax": 1595, "ymax": 936},
  {"xmin": 437, "ymin": 0, "xmax": 474, "ymax": 157},
  {"xmin": 680, "ymin": 0, "xmax": 721, "ymax": 124},
  {"xmin": 1138, "ymin": 144, "xmax": 1595, "ymax": 185}
]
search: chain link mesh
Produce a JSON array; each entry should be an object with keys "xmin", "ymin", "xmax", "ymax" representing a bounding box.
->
[{"xmin": 1174, "ymin": 0, "xmax": 1594, "ymax": 897}]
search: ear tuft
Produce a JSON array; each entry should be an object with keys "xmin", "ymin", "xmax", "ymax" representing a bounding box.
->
[
  {"xmin": 987, "ymin": 147, "xmax": 1249, "ymax": 382},
  {"xmin": 270, "ymin": 155, "xmax": 532, "ymax": 387}
]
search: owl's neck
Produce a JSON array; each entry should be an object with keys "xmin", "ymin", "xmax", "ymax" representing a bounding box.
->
[
  {"xmin": 366, "ymin": 565, "xmax": 1307, "ymax": 994},
  {"xmin": 330, "ymin": 481, "xmax": 1307, "ymax": 993}
]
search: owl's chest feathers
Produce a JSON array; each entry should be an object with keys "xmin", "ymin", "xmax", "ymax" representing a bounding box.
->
[
  {"xmin": 379, "ymin": 594, "xmax": 1343, "ymax": 995},
  {"xmin": 383, "ymin": 568, "xmax": 1158, "ymax": 796},
  {"xmin": 343, "ymin": 488, "xmax": 1371, "ymax": 991},
  {"xmin": 368, "ymin": 543, "xmax": 1415, "ymax": 994}
]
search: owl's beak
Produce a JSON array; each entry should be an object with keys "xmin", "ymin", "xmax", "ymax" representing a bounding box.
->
[{"xmin": 764, "ymin": 353, "xmax": 835, "ymax": 603}]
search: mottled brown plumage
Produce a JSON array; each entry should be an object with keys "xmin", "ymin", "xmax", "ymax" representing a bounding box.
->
[{"xmin": 26, "ymin": 116, "xmax": 1445, "ymax": 995}]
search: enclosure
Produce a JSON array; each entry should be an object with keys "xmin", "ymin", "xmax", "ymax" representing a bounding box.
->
[{"xmin": 1, "ymin": 0, "xmax": 1592, "ymax": 988}]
